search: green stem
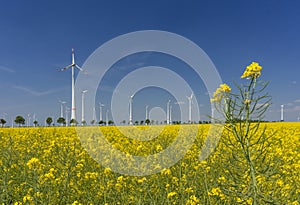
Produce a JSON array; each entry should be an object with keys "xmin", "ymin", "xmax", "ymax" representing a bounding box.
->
[{"xmin": 245, "ymin": 78, "xmax": 258, "ymax": 204}]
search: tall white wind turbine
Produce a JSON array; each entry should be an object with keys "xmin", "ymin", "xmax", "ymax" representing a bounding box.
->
[
  {"xmin": 281, "ymin": 104, "xmax": 284, "ymax": 122},
  {"xmin": 129, "ymin": 94, "xmax": 134, "ymax": 125},
  {"xmin": 187, "ymin": 93, "xmax": 194, "ymax": 123},
  {"xmin": 60, "ymin": 48, "xmax": 83, "ymax": 124},
  {"xmin": 81, "ymin": 90, "xmax": 88, "ymax": 125}
]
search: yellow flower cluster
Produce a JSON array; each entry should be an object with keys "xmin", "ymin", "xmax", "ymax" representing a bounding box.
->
[
  {"xmin": 26, "ymin": 157, "xmax": 42, "ymax": 171},
  {"xmin": 241, "ymin": 62, "xmax": 262, "ymax": 79},
  {"xmin": 167, "ymin": 191, "xmax": 177, "ymax": 198},
  {"xmin": 208, "ymin": 187, "xmax": 225, "ymax": 200},
  {"xmin": 211, "ymin": 83, "xmax": 231, "ymax": 103}
]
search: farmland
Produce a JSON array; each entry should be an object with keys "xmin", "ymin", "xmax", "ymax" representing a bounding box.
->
[{"xmin": 0, "ymin": 123, "xmax": 299, "ymax": 204}]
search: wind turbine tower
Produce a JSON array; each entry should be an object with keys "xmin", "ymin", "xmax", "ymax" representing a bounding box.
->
[
  {"xmin": 60, "ymin": 48, "xmax": 83, "ymax": 123},
  {"xmin": 281, "ymin": 104, "xmax": 284, "ymax": 122},
  {"xmin": 129, "ymin": 94, "xmax": 134, "ymax": 125},
  {"xmin": 187, "ymin": 93, "xmax": 194, "ymax": 123},
  {"xmin": 92, "ymin": 107, "xmax": 96, "ymax": 123},
  {"xmin": 99, "ymin": 103, "xmax": 104, "ymax": 122},
  {"xmin": 169, "ymin": 104, "xmax": 172, "ymax": 124},
  {"xmin": 59, "ymin": 100, "xmax": 66, "ymax": 118},
  {"xmin": 167, "ymin": 100, "xmax": 171, "ymax": 124},
  {"xmin": 145, "ymin": 105, "xmax": 149, "ymax": 120},
  {"xmin": 65, "ymin": 106, "xmax": 70, "ymax": 126},
  {"xmin": 106, "ymin": 110, "xmax": 109, "ymax": 126},
  {"xmin": 81, "ymin": 90, "xmax": 88, "ymax": 125}
]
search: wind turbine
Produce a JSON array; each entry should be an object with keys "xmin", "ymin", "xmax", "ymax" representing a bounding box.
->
[
  {"xmin": 167, "ymin": 100, "xmax": 171, "ymax": 124},
  {"xmin": 129, "ymin": 94, "xmax": 134, "ymax": 125},
  {"xmin": 106, "ymin": 110, "xmax": 109, "ymax": 126},
  {"xmin": 281, "ymin": 104, "xmax": 284, "ymax": 122},
  {"xmin": 187, "ymin": 93, "xmax": 194, "ymax": 124},
  {"xmin": 60, "ymin": 48, "xmax": 83, "ymax": 124},
  {"xmin": 145, "ymin": 105, "xmax": 149, "ymax": 120},
  {"xmin": 65, "ymin": 106, "xmax": 70, "ymax": 126},
  {"xmin": 169, "ymin": 104, "xmax": 172, "ymax": 124},
  {"xmin": 92, "ymin": 106, "xmax": 96, "ymax": 124},
  {"xmin": 81, "ymin": 90, "xmax": 88, "ymax": 126},
  {"xmin": 59, "ymin": 100, "xmax": 66, "ymax": 118},
  {"xmin": 33, "ymin": 113, "xmax": 37, "ymax": 127},
  {"xmin": 99, "ymin": 102, "xmax": 104, "ymax": 122},
  {"xmin": 27, "ymin": 114, "xmax": 31, "ymax": 127}
]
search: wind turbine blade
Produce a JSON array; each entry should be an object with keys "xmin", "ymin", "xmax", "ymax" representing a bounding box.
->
[
  {"xmin": 59, "ymin": 64, "xmax": 72, "ymax": 72},
  {"xmin": 75, "ymin": 64, "xmax": 83, "ymax": 71}
]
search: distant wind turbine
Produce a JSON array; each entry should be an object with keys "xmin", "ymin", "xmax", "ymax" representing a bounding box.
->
[
  {"xmin": 145, "ymin": 105, "xmax": 149, "ymax": 120},
  {"xmin": 99, "ymin": 103, "xmax": 104, "ymax": 122},
  {"xmin": 167, "ymin": 100, "xmax": 171, "ymax": 124},
  {"xmin": 129, "ymin": 94, "xmax": 134, "ymax": 125},
  {"xmin": 65, "ymin": 106, "xmax": 70, "ymax": 126},
  {"xmin": 81, "ymin": 90, "xmax": 88, "ymax": 125},
  {"xmin": 60, "ymin": 48, "xmax": 83, "ymax": 124},
  {"xmin": 106, "ymin": 110, "xmax": 109, "ymax": 126},
  {"xmin": 92, "ymin": 106, "xmax": 96, "ymax": 123},
  {"xmin": 59, "ymin": 100, "xmax": 66, "ymax": 118},
  {"xmin": 169, "ymin": 104, "xmax": 172, "ymax": 124},
  {"xmin": 281, "ymin": 104, "xmax": 284, "ymax": 122},
  {"xmin": 187, "ymin": 93, "xmax": 194, "ymax": 123},
  {"xmin": 27, "ymin": 114, "xmax": 31, "ymax": 127}
]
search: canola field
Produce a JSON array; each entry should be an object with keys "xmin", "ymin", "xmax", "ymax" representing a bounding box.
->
[{"xmin": 0, "ymin": 123, "xmax": 299, "ymax": 204}]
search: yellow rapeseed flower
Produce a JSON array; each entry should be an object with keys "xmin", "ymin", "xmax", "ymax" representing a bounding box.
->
[
  {"xmin": 244, "ymin": 99, "xmax": 251, "ymax": 104},
  {"xmin": 241, "ymin": 62, "xmax": 262, "ymax": 79},
  {"xmin": 167, "ymin": 191, "xmax": 177, "ymax": 198},
  {"xmin": 23, "ymin": 195, "xmax": 33, "ymax": 203},
  {"xmin": 210, "ymin": 83, "xmax": 231, "ymax": 103},
  {"xmin": 186, "ymin": 195, "xmax": 200, "ymax": 205},
  {"xmin": 26, "ymin": 157, "xmax": 41, "ymax": 170},
  {"xmin": 137, "ymin": 177, "xmax": 147, "ymax": 184},
  {"xmin": 220, "ymin": 83, "xmax": 231, "ymax": 93},
  {"xmin": 72, "ymin": 201, "xmax": 82, "ymax": 205}
]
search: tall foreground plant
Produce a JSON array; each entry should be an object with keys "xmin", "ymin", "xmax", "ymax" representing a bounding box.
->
[{"xmin": 210, "ymin": 62, "xmax": 280, "ymax": 204}]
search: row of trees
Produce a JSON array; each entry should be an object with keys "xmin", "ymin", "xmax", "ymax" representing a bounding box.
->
[{"xmin": 0, "ymin": 116, "xmax": 216, "ymax": 127}]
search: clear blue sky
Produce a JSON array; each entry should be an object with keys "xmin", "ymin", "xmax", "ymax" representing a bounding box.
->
[{"xmin": 1, "ymin": 0, "xmax": 300, "ymax": 125}]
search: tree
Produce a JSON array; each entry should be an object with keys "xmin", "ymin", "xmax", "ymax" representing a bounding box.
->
[
  {"xmin": 140, "ymin": 120, "xmax": 144, "ymax": 125},
  {"xmin": 15, "ymin": 115, "xmax": 25, "ymax": 127},
  {"xmin": 46, "ymin": 117, "xmax": 53, "ymax": 126},
  {"xmin": 134, "ymin": 120, "xmax": 139, "ymax": 125},
  {"xmin": 145, "ymin": 119, "xmax": 150, "ymax": 125},
  {"xmin": 33, "ymin": 120, "xmax": 38, "ymax": 127},
  {"xmin": 90, "ymin": 120, "xmax": 95, "ymax": 125},
  {"xmin": 0, "ymin": 119, "xmax": 6, "ymax": 127},
  {"xmin": 99, "ymin": 120, "xmax": 104, "ymax": 126},
  {"xmin": 57, "ymin": 117, "xmax": 66, "ymax": 126},
  {"xmin": 108, "ymin": 120, "xmax": 114, "ymax": 125},
  {"xmin": 70, "ymin": 119, "xmax": 78, "ymax": 126},
  {"xmin": 82, "ymin": 120, "xmax": 87, "ymax": 126}
]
